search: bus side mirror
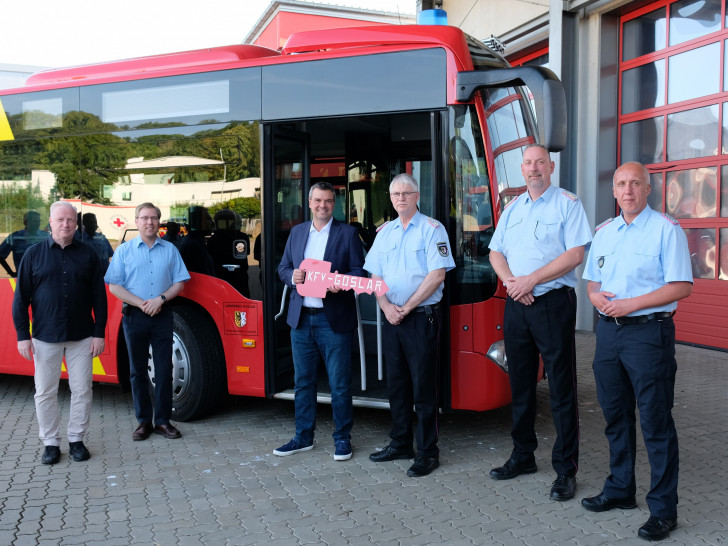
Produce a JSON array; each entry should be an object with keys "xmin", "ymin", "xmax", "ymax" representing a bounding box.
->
[{"xmin": 456, "ymin": 66, "xmax": 567, "ymax": 152}]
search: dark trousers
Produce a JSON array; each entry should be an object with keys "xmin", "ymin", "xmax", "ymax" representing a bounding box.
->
[
  {"xmin": 382, "ymin": 307, "xmax": 441, "ymax": 458},
  {"xmin": 593, "ymin": 317, "xmax": 679, "ymax": 519},
  {"xmin": 122, "ymin": 307, "xmax": 174, "ymax": 426},
  {"xmin": 503, "ymin": 287, "xmax": 579, "ymax": 476}
]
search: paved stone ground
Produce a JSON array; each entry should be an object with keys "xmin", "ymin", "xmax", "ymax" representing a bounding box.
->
[{"xmin": 0, "ymin": 331, "xmax": 726, "ymax": 545}]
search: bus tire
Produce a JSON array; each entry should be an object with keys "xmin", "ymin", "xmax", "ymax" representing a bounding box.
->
[{"xmin": 148, "ymin": 305, "xmax": 226, "ymax": 421}]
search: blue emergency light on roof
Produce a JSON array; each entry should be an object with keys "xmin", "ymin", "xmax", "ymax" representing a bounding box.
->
[{"xmin": 417, "ymin": 9, "xmax": 448, "ymax": 25}]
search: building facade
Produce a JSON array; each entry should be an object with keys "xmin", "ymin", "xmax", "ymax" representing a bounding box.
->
[{"xmin": 245, "ymin": 1, "xmax": 414, "ymax": 49}]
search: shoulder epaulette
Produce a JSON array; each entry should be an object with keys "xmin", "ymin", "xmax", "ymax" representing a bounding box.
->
[
  {"xmin": 427, "ymin": 217, "xmax": 441, "ymax": 228},
  {"xmin": 595, "ymin": 217, "xmax": 614, "ymax": 231},
  {"xmin": 376, "ymin": 221, "xmax": 391, "ymax": 233},
  {"xmin": 658, "ymin": 212, "xmax": 679, "ymax": 225},
  {"xmin": 560, "ymin": 188, "xmax": 578, "ymax": 201}
]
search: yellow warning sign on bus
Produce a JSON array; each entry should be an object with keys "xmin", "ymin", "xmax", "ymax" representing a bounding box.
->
[{"xmin": 0, "ymin": 98, "xmax": 14, "ymax": 141}]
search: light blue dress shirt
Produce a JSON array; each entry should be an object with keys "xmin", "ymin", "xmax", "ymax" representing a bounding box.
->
[
  {"xmin": 488, "ymin": 185, "xmax": 592, "ymax": 296},
  {"xmin": 364, "ymin": 211, "xmax": 455, "ymax": 307},
  {"xmin": 583, "ymin": 205, "xmax": 693, "ymax": 316},
  {"xmin": 104, "ymin": 235, "xmax": 190, "ymax": 299}
]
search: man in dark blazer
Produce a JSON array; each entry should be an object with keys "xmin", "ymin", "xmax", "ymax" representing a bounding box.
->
[{"xmin": 275, "ymin": 181, "xmax": 365, "ymax": 461}]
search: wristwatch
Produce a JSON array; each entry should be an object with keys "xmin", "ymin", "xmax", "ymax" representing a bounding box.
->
[{"xmin": 160, "ymin": 295, "xmax": 167, "ymax": 302}]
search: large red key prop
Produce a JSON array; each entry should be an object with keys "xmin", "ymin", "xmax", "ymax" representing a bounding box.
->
[{"xmin": 296, "ymin": 258, "xmax": 389, "ymax": 298}]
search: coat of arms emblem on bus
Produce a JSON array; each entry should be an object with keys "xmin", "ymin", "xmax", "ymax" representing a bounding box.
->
[{"xmin": 234, "ymin": 311, "xmax": 247, "ymax": 327}]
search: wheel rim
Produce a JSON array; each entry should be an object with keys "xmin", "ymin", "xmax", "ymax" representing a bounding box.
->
[{"xmin": 147, "ymin": 331, "xmax": 191, "ymax": 404}]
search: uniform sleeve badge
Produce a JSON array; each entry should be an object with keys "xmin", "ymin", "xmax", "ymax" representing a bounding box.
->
[{"xmin": 437, "ymin": 242, "xmax": 449, "ymax": 257}]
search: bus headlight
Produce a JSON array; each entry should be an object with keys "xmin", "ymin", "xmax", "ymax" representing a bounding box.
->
[{"xmin": 486, "ymin": 340, "xmax": 508, "ymax": 373}]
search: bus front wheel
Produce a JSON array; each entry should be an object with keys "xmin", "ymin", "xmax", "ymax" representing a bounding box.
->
[{"xmin": 147, "ymin": 305, "xmax": 226, "ymax": 421}]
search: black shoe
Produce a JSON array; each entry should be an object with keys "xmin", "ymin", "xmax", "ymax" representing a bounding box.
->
[
  {"xmin": 68, "ymin": 441, "xmax": 90, "ymax": 462},
  {"xmin": 41, "ymin": 445, "xmax": 61, "ymax": 465},
  {"xmin": 369, "ymin": 445, "xmax": 415, "ymax": 462},
  {"xmin": 133, "ymin": 422, "xmax": 153, "ymax": 441},
  {"xmin": 638, "ymin": 516, "xmax": 677, "ymax": 541},
  {"xmin": 154, "ymin": 423, "xmax": 182, "ymax": 439},
  {"xmin": 581, "ymin": 492, "xmax": 637, "ymax": 512},
  {"xmin": 489, "ymin": 457, "xmax": 537, "ymax": 480},
  {"xmin": 407, "ymin": 456, "xmax": 439, "ymax": 477},
  {"xmin": 550, "ymin": 475, "xmax": 576, "ymax": 501}
]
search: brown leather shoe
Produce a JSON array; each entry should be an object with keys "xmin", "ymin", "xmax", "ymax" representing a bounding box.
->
[
  {"xmin": 154, "ymin": 423, "xmax": 182, "ymax": 439},
  {"xmin": 133, "ymin": 422, "xmax": 153, "ymax": 441}
]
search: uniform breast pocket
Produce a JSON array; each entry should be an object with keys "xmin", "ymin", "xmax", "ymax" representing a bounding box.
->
[
  {"xmin": 406, "ymin": 241, "xmax": 428, "ymax": 274},
  {"xmin": 594, "ymin": 246, "xmax": 616, "ymax": 271},
  {"xmin": 382, "ymin": 243, "xmax": 399, "ymax": 270},
  {"xmin": 633, "ymin": 243, "xmax": 661, "ymax": 276},
  {"xmin": 534, "ymin": 215, "xmax": 560, "ymax": 242}
]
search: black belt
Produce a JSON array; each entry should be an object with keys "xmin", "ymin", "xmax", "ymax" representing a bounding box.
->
[
  {"xmin": 533, "ymin": 286, "xmax": 573, "ymax": 300},
  {"xmin": 414, "ymin": 303, "xmax": 440, "ymax": 313},
  {"xmin": 599, "ymin": 311, "xmax": 674, "ymax": 325},
  {"xmin": 302, "ymin": 307, "xmax": 325, "ymax": 315}
]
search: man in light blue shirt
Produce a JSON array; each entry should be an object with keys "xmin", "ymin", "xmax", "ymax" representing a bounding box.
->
[
  {"xmin": 488, "ymin": 144, "xmax": 592, "ymax": 501},
  {"xmin": 105, "ymin": 202, "xmax": 190, "ymax": 441},
  {"xmin": 580, "ymin": 161, "xmax": 692, "ymax": 542},
  {"xmin": 365, "ymin": 173, "xmax": 455, "ymax": 478}
]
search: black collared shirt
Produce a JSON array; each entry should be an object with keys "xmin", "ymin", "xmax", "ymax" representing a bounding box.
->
[{"xmin": 12, "ymin": 237, "xmax": 107, "ymax": 343}]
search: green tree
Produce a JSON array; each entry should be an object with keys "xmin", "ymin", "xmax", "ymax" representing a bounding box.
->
[
  {"xmin": 0, "ymin": 182, "xmax": 49, "ymax": 232},
  {"xmin": 32, "ymin": 111, "xmax": 130, "ymax": 203},
  {"xmin": 209, "ymin": 197, "xmax": 261, "ymax": 219}
]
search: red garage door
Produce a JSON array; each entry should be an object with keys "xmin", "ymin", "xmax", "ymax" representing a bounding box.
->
[{"xmin": 618, "ymin": 0, "xmax": 728, "ymax": 350}]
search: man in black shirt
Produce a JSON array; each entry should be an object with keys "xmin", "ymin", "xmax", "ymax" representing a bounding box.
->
[{"xmin": 12, "ymin": 201, "xmax": 107, "ymax": 465}]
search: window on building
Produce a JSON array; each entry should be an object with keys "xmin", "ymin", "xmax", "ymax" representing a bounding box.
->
[{"xmin": 619, "ymin": 0, "xmax": 728, "ymax": 281}]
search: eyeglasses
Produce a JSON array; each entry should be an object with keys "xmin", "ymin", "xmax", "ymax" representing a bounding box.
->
[
  {"xmin": 390, "ymin": 191, "xmax": 418, "ymax": 199},
  {"xmin": 137, "ymin": 216, "xmax": 160, "ymax": 222}
]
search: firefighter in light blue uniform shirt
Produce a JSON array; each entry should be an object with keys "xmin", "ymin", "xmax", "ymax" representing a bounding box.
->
[
  {"xmin": 489, "ymin": 184, "xmax": 592, "ymax": 295},
  {"xmin": 486, "ymin": 144, "xmax": 591, "ymax": 502},
  {"xmin": 583, "ymin": 209, "xmax": 692, "ymax": 315},
  {"xmin": 364, "ymin": 173, "xmax": 454, "ymax": 478},
  {"xmin": 580, "ymin": 161, "xmax": 692, "ymax": 542},
  {"xmin": 365, "ymin": 216, "xmax": 455, "ymax": 307}
]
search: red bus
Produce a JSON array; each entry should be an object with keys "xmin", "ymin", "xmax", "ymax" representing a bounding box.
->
[{"xmin": 0, "ymin": 23, "xmax": 566, "ymax": 420}]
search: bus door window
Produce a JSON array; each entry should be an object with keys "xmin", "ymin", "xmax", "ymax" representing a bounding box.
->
[
  {"xmin": 348, "ymin": 184, "xmax": 373, "ymax": 251},
  {"xmin": 266, "ymin": 127, "xmax": 309, "ymax": 394},
  {"xmin": 448, "ymin": 104, "xmax": 498, "ymax": 305},
  {"xmin": 482, "ymin": 86, "xmax": 538, "ymax": 211}
]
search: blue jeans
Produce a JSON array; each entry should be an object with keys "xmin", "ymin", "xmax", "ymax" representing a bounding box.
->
[{"xmin": 290, "ymin": 311, "xmax": 353, "ymax": 443}]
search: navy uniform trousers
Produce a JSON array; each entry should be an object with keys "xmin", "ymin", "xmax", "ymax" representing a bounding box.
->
[
  {"xmin": 593, "ymin": 316, "xmax": 679, "ymax": 519},
  {"xmin": 382, "ymin": 306, "xmax": 441, "ymax": 459},
  {"xmin": 503, "ymin": 286, "xmax": 579, "ymax": 476}
]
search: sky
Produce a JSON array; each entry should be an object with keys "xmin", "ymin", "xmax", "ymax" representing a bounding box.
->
[{"xmin": 4, "ymin": 0, "xmax": 416, "ymax": 68}]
